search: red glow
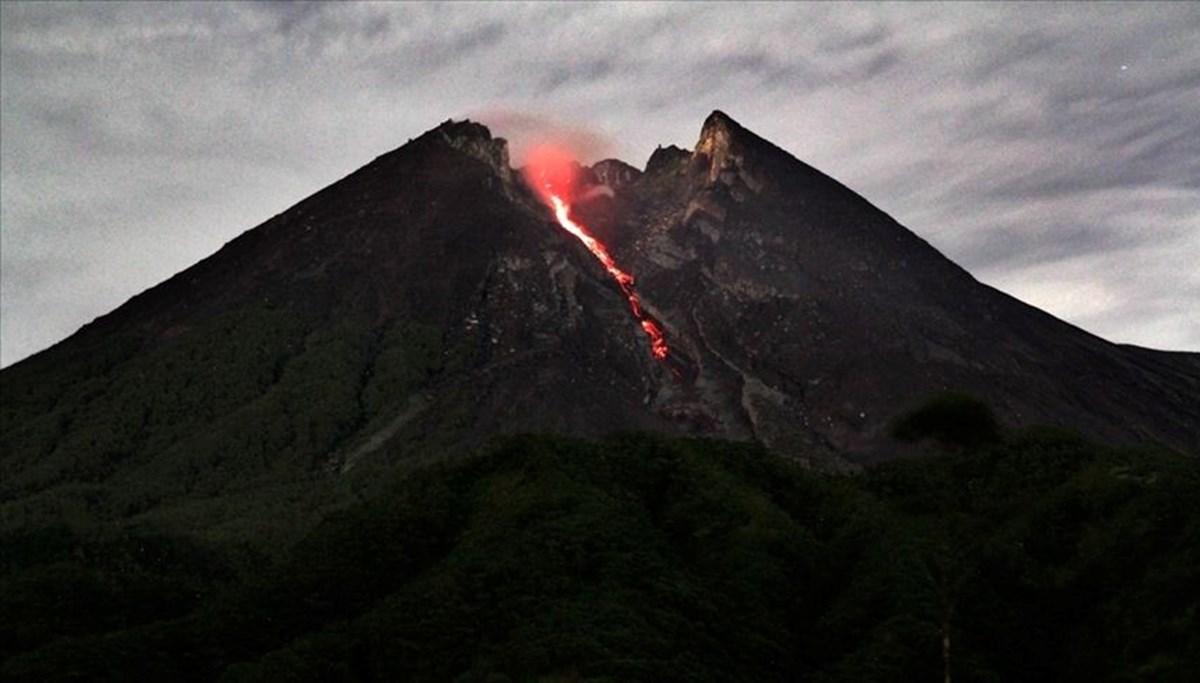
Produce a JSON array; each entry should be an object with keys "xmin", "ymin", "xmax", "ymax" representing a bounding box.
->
[
  {"xmin": 523, "ymin": 144, "xmax": 579, "ymax": 203},
  {"xmin": 548, "ymin": 195, "xmax": 632, "ymax": 288},
  {"xmin": 523, "ymin": 145, "xmax": 670, "ymax": 361},
  {"xmin": 548, "ymin": 195, "xmax": 670, "ymax": 360},
  {"xmin": 642, "ymin": 319, "xmax": 670, "ymax": 359}
]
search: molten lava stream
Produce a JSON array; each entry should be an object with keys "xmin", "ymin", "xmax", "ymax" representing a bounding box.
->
[{"xmin": 546, "ymin": 194, "xmax": 670, "ymax": 361}]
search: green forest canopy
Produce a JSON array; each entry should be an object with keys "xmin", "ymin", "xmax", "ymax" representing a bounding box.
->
[{"xmin": 3, "ymin": 418, "xmax": 1197, "ymax": 682}]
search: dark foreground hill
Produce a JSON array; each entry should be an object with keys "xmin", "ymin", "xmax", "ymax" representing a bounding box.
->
[{"xmin": 3, "ymin": 429, "xmax": 1197, "ymax": 682}]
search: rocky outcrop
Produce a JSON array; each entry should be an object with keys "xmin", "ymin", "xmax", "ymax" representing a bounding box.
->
[
  {"xmin": 436, "ymin": 119, "xmax": 512, "ymax": 178},
  {"xmin": 588, "ymin": 159, "xmax": 642, "ymax": 190},
  {"xmin": 644, "ymin": 144, "xmax": 690, "ymax": 176}
]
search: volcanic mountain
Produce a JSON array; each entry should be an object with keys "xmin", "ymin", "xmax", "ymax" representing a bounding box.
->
[{"xmin": 2, "ymin": 112, "xmax": 1197, "ymax": 531}]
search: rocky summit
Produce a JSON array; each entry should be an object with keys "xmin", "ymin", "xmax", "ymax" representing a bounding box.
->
[
  {"xmin": 2, "ymin": 111, "xmax": 1197, "ymax": 522},
  {"xmin": 576, "ymin": 111, "xmax": 1200, "ymax": 463}
]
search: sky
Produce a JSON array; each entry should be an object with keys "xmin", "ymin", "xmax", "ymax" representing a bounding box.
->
[{"xmin": 2, "ymin": 2, "xmax": 1198, "ymax": 367}]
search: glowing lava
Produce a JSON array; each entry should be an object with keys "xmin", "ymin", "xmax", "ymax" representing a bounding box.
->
[
  {"xmin": 548, "ymin": 195, "xmax": 669, "ymax": 359},
  {"xmin": 524, "ymin": 144, "xmax": 669, "ymax": 360}
]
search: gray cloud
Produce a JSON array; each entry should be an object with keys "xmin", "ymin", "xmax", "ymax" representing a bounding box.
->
[{"xmin": 2, "ymin": 2, "xmax": 1198, "ymax": 366}]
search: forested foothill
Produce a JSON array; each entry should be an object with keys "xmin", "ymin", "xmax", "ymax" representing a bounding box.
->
[{"xmin": 2, "ymin": 395, "xmax": 1196, "ymax": 682}]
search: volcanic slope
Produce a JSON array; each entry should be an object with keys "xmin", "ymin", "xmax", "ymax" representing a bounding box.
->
[
  {"xmin": 574, "ymin": 111, "xmax": 1200, "ymax": 461},
  {"xmin": 2, "ymin": 113, "xmax": 1197, "ymax": 540}
]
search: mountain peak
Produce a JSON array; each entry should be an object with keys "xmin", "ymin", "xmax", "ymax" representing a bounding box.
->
[
  {"xmin": 588, "ymin": 158, "xmax": 642, "ymax": 190},
  {"xmin": 698, "ymin": 109, "xmax": 740, "ymax": 140},
  {"xmin": 434, "ymin": 118, "xmax": 493, "ymax": 143},
  {"xmin": 694, "ymin": 110, "xmax": 741, "ymax": 160},
  {"xmin": 692, "ymin": 110, "xmax": 773, "ymax": 195},
  {"xmin": 645, "ymin": 144, "xmax": 691, "ymax": 175},
  {"xmin": 431, "ymin": 118, "xmax": 513, "ymax": 184}
]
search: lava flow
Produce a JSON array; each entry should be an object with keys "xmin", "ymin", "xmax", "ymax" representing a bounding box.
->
[{"xmin": 525, "ymin": 145, "xmax": 670, "ymax": 360}]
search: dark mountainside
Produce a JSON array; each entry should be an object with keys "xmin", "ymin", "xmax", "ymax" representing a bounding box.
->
[
  {"xmin": 1, "ymin": 112, "xmax": 1198, "ymax": 680},
  {"xmin": 575, "ymin": 112, "xmax": 1200, "ymax": 461},
  {"xmin": 4, "ymin": 113, "xmax": 1196, "ymax": 479}
]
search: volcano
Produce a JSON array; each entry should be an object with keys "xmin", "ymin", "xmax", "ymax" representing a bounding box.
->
[{"xmin": 2, "ymin": 111, "xmax": 1197, "ymax": 519}]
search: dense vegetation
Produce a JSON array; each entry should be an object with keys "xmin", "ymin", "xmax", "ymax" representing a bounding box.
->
[
  {"xmin": 0, "ymin": 303, "xmax": 468, "ymax": 549},
  {"xmin": 3, "ymin": 419, "xmax": 1196, "ymax": 681}
]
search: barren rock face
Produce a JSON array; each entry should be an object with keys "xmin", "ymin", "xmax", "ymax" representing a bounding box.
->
[
  {"xmin": 693, "ymin": 110, "xmax": 769, "ymax": 195},
  {"xmin": 589, "ymin": 159, "xmax": 642, "ymax": 190},
  {"xmin": 576, "ymin": 111, "xmax": 1200, "ymax": 462}
]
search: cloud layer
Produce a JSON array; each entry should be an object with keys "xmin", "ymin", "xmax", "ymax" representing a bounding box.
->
[{"xmin": 2, "ymin": 2, "xmax": 1197, "ymax": 366}]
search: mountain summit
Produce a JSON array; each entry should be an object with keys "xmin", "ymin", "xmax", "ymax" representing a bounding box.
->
[
  {"xmin": 581, "ymin": 111, "xmax": 1200, "ymax": 460},
  {"xmin": 2, "ymin": 112, "xmax": 1197, "ymax": 519}
]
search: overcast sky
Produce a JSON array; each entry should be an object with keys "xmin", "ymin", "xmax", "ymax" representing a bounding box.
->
[{"xmin": 2, "ymin": 2, "xmax": 1198, "ymax": 367}]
